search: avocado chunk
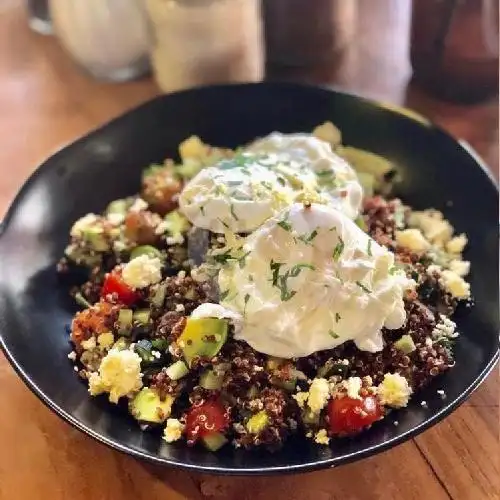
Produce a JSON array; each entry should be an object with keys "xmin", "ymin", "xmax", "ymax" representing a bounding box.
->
[
  {"xmin": 165, "ymin": 360, "xmax": 189, "ymax": 380},
  {"xmin": 130, "ymin": 245, "xmax": 163, "ymax": 261},
  {"xmin": 199, "ymin": 369, "xmax": 223, "ymax": 390},
  {"xmin": 178, "ymin": 318, "xmax": 228, "ymax": 366},
  {"xmin": 246, "ymin": 411, "xmax": 269, "ymax": 435},
  {"xmin": 129, "ymin": 388, "xmax": 174, "ymax": 424},
  {"xmin": 201, "ymin": 432, "xmax": 228, "ymax": 452},
  {"xmin": 394, "ymin": 334, "xmax": 416, "ymax": 354}
]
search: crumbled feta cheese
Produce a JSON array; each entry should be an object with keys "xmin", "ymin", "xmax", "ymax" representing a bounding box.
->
[
  {"xmin": 314, "ymin": 429, "xmax": 330, "ymax": 445},
  {"xmin": 88, "ymin": 348, "xmax": 143, "ymax": 403},
  {"xmin": 446, "ymin": 234, "xmax": 467, "ymax": 254},
  {"xmin": 129, "ymin": 198, "xmax": 148, "ymax": 213},
  {"xmin": 432, "ymin": 315, "xmax": 457, "ymax": 339},
  {"xmin": 67, "ymin": 351, "xmax": 77, "ymax": 361},
  {"xmin": 81, "ymin": 336, "xmax": 96, "ymax": 351},
  {"xmin": 292, "ymin": 391, "xmax": 309, "ymax": 409},
  {"xmin": 395, "ymin": 229, "xmax": 430, "ymax": 252},
  {"xmin": 70, "ymin": 213, "xmax": 98, "ymax": 238},
  {"xmin": 377, "ymin": 373, "xmax": 412, "ymax": 408},
  {"xmin": 175, "ymin": 303, "xmax": 185, "ymax": 312},
  {"xmin": 427, "ymin": 264, "xmax": 442, "ymax": 276},
  {"xmin": 440, "ymin": 269, "xmax": 470, "ymax": 299},
  {"xmin": 122, "ymin": 255, "xmax": 162, "ymax": 289},
  {"xmin": 344, "ymin": 376, "xmax": 363, "ymax": 400},
  {"xmin": 163, "ymin": 418, "xmax": 185, "ymax": 443},
  {"xmin": 113, "ymin": 240, "xmax": 128, "ymax": 252},
  {"xmin": 97, "ymin": 331, "xmax": 114, "ymax": 349},
  {"xmin": 437, "ymin": 389, "xmax": 446, "ymax": 399},
  {"xmin": 106, "ymin": 212, "xmax": 125, "ymax": 225},
  {"xmin": 408, "ymin": 210, "xmax": 453, "ymax": 246},
  {"xmin": 166, "ymin": 234, "xmax": 185, "ymax": 246},
  {"xmin": 307, "ymin": 378, "xmax": 330, "ymax": 414},
  {"xmin": 421, "ymin": 400, "xmax": 428, "ymax": 408},
  {"xmin": 448, "ymin": 259, "xmax": 470, "ymax": 277}
]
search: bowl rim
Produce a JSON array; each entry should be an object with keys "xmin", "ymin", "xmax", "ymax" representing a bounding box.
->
[{"xmin": 0, "ymin": 82, "xmax": 498, "ymax": 475}]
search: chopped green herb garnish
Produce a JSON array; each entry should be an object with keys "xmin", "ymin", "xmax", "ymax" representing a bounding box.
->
[
  {"xmin": 277, "ymin": 176, "xmax": 286, "ymax": 187},
  {"xmin": 219, "ymin": 289, "xmax": 230, "ymax": 301},
  {"xmin": 238, "ymin": 250, "xmax": 251, "ymax": 269},
  {"xmin": 261, "ymin": 181, "xmax": 273, "ymax": 190},
  {"xmin": 217, "ymin": 218, "xmax": 230, "ymax": 229},
  {"xmin": 317, "ymin": 169, "xmax": 333, "ymax": 178},
  {"xmin": 277, "ymin": 220, "xmax": 293, "ymax": 232},
  {"xmin": 270, "ymin": 260, "xmax": 284, "ymax": 287},
  {"xmin": 289, "ymin": 263, "xmax": 315, "ymax": 277},
  {"xmin": 332, "ymin": 236, "xmax": 345, "ymax": 261},
  {"xmin": 356, "ymin": 281, "xmax": 372, "ymax": 293},
  {"xmin": 328, "ymin": 330, "xmax": 340, "ymax": 339},
  {"xmin": 243, "ymin": 293, "xmax": 250, "ymax": 315},
  {"xmin": 230, "ymin": 204, "xmax": 239, "ymax": 220},
  {"xmin": 335, "ymin": 312, "xmax": 341, "ymax": 323},
  {"xmin": 199, "ymin": 205, "xmax": 205, "ymax": 216},
  {"xmin": 212, "ymin": 249, "xmax": 234, "ymax": 264},
  {"xmin": 214, "ymin": 184, "xmax": 225, "ymax": 196},
  {"xmin": 297, "ymin": 229, "xmax": 319, "ymax": 245},
  {"xmin": 367, "ymin": 239, "xmax": 373, "ymax": 257}
]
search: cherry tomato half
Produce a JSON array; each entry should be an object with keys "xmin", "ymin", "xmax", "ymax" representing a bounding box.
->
[
  {"xmin": 185, "ymin": 400, "xmax": 230, "ymax": 442},
  {"xmin": 328, "ymin": 395, "xmax": 383, "ymax": 435},
  {"xmin": 101, "ymin": 271, "xmax": 139, "ymax": 306}
]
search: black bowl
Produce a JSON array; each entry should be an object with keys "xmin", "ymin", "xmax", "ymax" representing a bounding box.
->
[{"xmin": 0, "ymin": 83, "xmax": 498, "ymax": 474}]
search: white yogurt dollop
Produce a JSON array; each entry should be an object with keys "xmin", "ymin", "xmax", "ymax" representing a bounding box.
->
[
  {"xmin": 179, "ymin": 132, "xmax": 363, "ymax": 233},
  {"xmin": 217, "ymin": 203, "xmax": 414, "ymax": 358}
]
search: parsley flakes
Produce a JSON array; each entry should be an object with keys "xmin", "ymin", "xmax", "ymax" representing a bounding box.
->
[
  {"xmin": 332, "ymin": 236, "xmax": 345, "ymax": 261},
  {"xmin": 328, "ymin": 330, "xmax": 340, "ymax": 339},
  {"xmin": 356, "ymin": 281, "xmax": 372, "ymax": 293}
]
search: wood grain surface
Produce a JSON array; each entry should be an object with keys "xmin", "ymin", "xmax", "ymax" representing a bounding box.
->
[{"xmin": 0, "ymin": 1, "xmax": 498, "ymax": 499}]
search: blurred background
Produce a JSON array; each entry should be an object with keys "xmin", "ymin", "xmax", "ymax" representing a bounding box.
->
[{"xmin": 23, "ymin": 0, "xmax": 499, "ymax": 102}]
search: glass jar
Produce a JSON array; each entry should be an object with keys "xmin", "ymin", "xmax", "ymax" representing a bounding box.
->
[
  {"xmin": 410, "ymin": 0, "xmax": 499, "ymax": 103},
  {"xmin": 49, "ymin": 0, "xmax": 151, "ymax": 82},
  {"xmin": 263, "ymin": 0, "xmax": 358, "ymax": 66},
  {"xmin": 145, "ymin": 0, "xmax": 264, "ymax": 93}
]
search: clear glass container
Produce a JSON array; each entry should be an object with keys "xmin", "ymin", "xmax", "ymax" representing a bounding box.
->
[
  {"xmin": 145, "ymin": 0, "xmax": 264, "ymax": 93},
  {"xmin": 410, "ymin": 0, "xmax": 499, "ymax": 103},
  {"xmin": 49, "ymin": 0, "xmax": 151, "ymax": 82},
  {"xmin": 263, "ymin": 0, "xmax": 358, "ymax": 66}
]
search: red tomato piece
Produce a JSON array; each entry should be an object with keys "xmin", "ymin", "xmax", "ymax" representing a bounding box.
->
[
  {"xmin": 185, "ymin": 400, "xmax": 230, "ymax": 442},
  {"xmin": 101, "ymin": 271, "xmax": 139, "ymax": 306},
  {"xmin": 328, "ymin": 395, "xmax": 383, "ymax": 435}
]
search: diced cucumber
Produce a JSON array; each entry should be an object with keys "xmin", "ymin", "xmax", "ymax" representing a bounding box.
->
[
  {"xmin": 178, "ymin": 318, "xmax": 228, "ymax": 366},
  {"xmin": 133, "ymin": 309, "xmax": 151, "ymax": 325},
  {"xmin": 246, "ymin": 411, "xmax": 269, "ymax": 435},
  {"xmin": 129, "ymin": 387, "xmax": 173, "ymax": 424},
  {"xmin": 117, "ymin": 308, "xmax": 133, "ymax": 336},
  {"xmin": 130, "ymin": 245, "xmax": 163, "ymax": 261},
  {"xmin": 151, "ymin": 338, "xmax": 169, "ymax": 351},
  {"xmin": 302, "ymin": 409, "xmax": 320, "ymax": 425},
  {"xmin": 278, "ymin": 378, "xmax": 297, "ymax": 392},
  {"xmin": 82, "ymin": 227, "xmax": 109, "ymax": 251},
  {"xmin": 318, "ymin": 359, "xmax": 348, "ymax": 378},
  {"xmin": 113, "ymin": 337, "xmax": 129, "ymax": 351},
  {"xmin": 151, "ymin": 283, "xmax": 167, "ymax": 308},
  {"xmin": 135, "ymin": 339, "xmax": 155, "ymax": 363},
  {"xmin": 199, "ymin": 370, "xmax": 223, "ymax": 390},
  {"xmin": 106, "ymin": 199, "xmax": 128, "ymax": 216},
  {"xmin": 201, "ymin": 432, "xmax": 228, "ymax": 452},
  {"xmin": 161, "ymin": 210, "xmax": 190, "ymax": 238},
  {"xmin": 394, "ymin": 334, "xmax": 416, "ymax": 354},
  {"xmin": 165, "ymin": 360, "xmax": 189, "ymax": 380},
  {"xmin": 74, "ymin": 292, "xmax": 91, "ymax": 309}
]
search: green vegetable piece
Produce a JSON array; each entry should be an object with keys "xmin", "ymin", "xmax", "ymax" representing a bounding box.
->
[
  {"xmin": 130, "ymin": 245, "xmax": 163, "ymax": 261},
  {"xmin": 117, "ymin": 308, "xmax": 133, "ymax": 336},
  {"xmin": 133, "ymin": 309, "xmax": 151, "ymax": 325},
  {"xmin": 82, "ymin": 227, "xmax": 109, "ymax": 251},
  {"xmin": 199, "ymin": 369, "xmax": 223, "ymax": 390},
  {"xmin": 135, "ymin": 339, "xmax": 154, "ymax": 363},
  {"xmin": 151, "ymin": 338, "xmax": 168, "ymax": 351},
  {"xmin": 74, "ymin": 292, "xmax": 91, "ymax": 309},
  {"xmin": 151, "ymin": 283, "xmax": 167, "ymax": 308},
  {"xmin": 394, "ymin": 334, "xmax": 416, "ymax": 354},
  {"xmin": 106, "ymin": 199, "xmax": 128, "ymax": 216},
  {"xmin": 129, "ymin": 388, "xmax": 174, "ymax": 424},
  {"xmin": 178, "ymin": 318, "xmax": 228, "ymax": 366},
  {"xmin": 318, "ymin": 359, "xmax": 348, "ymax": 378},
  {"xmin": 302, "ymin": 409, "xmax": 320, "ymax": 425},
  {"xmin": 113, "ymin": 337, "xmax": 129, "ymax": 351},
  {"xmin": 246, "ymin": 411, "xmax": 269, "ymax": 435},
  {"xmin": 161, "ymin": 210, "xmax": 190, "ymax": 238},
  {"xmin": 201, "ymin": 432, "xmax": 228, "ymax": 452},
  {"xmin": 165, "ymin": 360, "xmax": 189, "ymax": 380}
]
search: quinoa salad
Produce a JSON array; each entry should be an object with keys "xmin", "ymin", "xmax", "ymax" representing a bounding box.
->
[{"xmin": 58, "ymin": 122, "xmax": 472, "ymax": 452}]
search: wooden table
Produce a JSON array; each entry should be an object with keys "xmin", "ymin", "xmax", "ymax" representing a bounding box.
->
[{"xmin": 0, "ymin": 1, "xmax": 498, "ymax": 499}]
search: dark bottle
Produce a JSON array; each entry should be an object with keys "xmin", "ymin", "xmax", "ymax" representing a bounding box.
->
[{"xmin": 410, "ymin": 0, "xmax": 499, "ymax": 103}]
